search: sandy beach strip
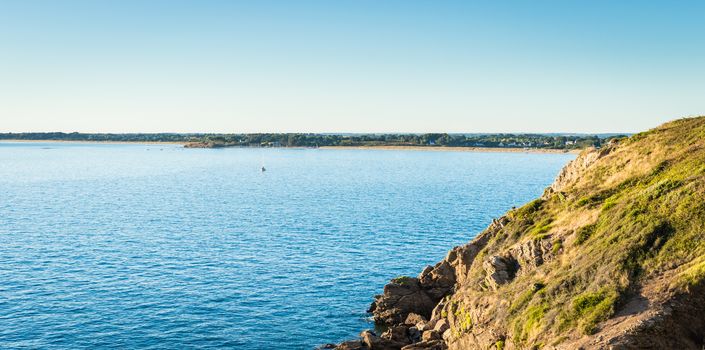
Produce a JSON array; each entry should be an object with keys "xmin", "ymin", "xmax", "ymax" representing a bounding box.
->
[{"xmin": 319, "ymin": 145, "xmax": 580, "ymax": 154}]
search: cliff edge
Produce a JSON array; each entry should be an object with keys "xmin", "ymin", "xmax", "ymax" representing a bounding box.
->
[{"xmin": 329, "ymin": 116, "xmax": 705, "ymax": 350}]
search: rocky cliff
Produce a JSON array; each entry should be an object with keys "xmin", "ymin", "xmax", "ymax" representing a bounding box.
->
[{"xmin": 328, "ymin": 116, "xmax": 705, "ymax": 350}]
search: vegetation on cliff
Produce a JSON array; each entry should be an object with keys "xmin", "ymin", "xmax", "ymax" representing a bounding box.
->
[{"xmin": 333, "ymin": 116, "xmax": 705, "ymax": 350}]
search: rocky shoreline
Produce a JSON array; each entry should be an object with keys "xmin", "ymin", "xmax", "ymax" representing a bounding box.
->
[
  {"xmin": 323, "ymin": 217, "xmax": 507, "ymax": 350},
  {"xmin": 323, "ymin": 116, "xmax": 705, "ymax": 350},
  {"xmin": 321, "ymin": 144, "xmax": 583, "ymax": 350}
]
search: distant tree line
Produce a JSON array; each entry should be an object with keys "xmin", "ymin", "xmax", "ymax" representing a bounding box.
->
[
  {"xmin": 0, "ymin": 132, "xmax": 195, "ymax": 143},
  {"xmin": 0, "ymin": 132, "xmax": 626, "ymax": 149}
]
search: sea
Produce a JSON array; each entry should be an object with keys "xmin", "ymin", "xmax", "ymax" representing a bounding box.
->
[{"xmin": 0, "ymin": 142, "xmax": 574, "ymax": 349}]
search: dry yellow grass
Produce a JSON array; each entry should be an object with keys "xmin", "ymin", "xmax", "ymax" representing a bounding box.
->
[{"xmin": 441, "ymin": 116, "xmax": 705, "ymax": 348}]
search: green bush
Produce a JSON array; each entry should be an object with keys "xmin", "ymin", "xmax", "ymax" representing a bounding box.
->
[
  {"xmin": 571, "ymin": 289, "xmax": 617, "ymax": 334},
  {"xmin": 391, "ymin": 276, "xmax": 414, "ymax": 286},
  {"xmin": 575, "ymin": 224, "xmax": 596, "ymax": 245}
]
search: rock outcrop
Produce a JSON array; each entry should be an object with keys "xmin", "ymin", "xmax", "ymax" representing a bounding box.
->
[
  {"xmin": 542, "ymin": 143, "xmax": 615, "ymax": 197},
  {"xmin": 482, "ymin": 255, "xmax": 518, "ymax": 290},
  {"xmin": 329, "ymin": 116, "xmax": 705, "ymax": 350},
  {"xmin": 368, "ymin": 277, "xmax": 437, "ymax": 326}
]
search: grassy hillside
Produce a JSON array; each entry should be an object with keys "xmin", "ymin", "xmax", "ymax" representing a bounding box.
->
[
  {"xmin": 338, "ymin": 116, "xmax": 705, "ymax": 350},
  {"xmin": 444, "ymin": 116, "xmax": 705, "ymax": 348}
]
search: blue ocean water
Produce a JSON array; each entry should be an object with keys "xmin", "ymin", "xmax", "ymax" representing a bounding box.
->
[{"xmin": 0, "ymin": 142, "xmax": 574, "ymax": 349}]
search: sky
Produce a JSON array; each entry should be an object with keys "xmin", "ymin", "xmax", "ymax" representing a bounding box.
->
[{"xmin": 0, "ymin": 0, "xmax": 703, "ymax": 134}]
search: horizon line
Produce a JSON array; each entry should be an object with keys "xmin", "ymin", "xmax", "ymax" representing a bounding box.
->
[{"xmin": 0, "ymin": 130, "xmax": 635, "ymax": 136}]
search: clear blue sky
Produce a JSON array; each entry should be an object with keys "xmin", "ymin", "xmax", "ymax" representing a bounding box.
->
[{"xmin": 1, "ymin": 0, "xmax": 703, "ymax": 133}]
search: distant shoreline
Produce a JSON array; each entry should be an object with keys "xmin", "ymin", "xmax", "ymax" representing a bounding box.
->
[
  {"xmin": 0, "ymin": 139, "xmax": 581, "ymax": 154},
  {"xmin": 319, "ymin": 145, "xmax": 580, "ymax": 154},
  {"xmin": 0, "ymin": 139, "xmax": 183, "ymax": 145}
]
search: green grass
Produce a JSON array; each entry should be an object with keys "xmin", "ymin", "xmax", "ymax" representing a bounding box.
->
[
  {"xmin": 391, "ymin": 276, "xmax": 414, "ymax": 286},
  {"xmin": 509, "ymin": 289, "xmax": 536, "ymax": 314},
  {"xmin": 672, "ymin": 258, "xmax": 705, "ymax": 291},
  {"xmin": 574, "ymin": 223, "xmax": 596, "ymax": 245},
  {"xmin": 601, "ymin": 196, "xmax": 618, "ymax": 211},
  {"xmin": 513, "ymin": 199, "xmax": 545, "ymax": 220},
  {"xmin": 524, "ymin": 303, "xmax": 548, "ymax": 336},
  {"xmin": 448, "ymin": 117, "xmax": 705, "ymax": 347},
  {"xmin": 572, "ymin": 289, "xmax": 618, "ymax": 334},
  {"xmin": 528, "ymin": 217, "xmax": 553, "ymax": 239}
]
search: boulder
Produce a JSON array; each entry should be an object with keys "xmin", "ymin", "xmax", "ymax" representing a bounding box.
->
[
  {"xmin": 369, "ymin": 277, "xmax": 436, "ymax": 325},
  {"xmin": 401, "ymin": 339, "xmax": 447, "ymax": 350},
  {"xmin": 482, "ymin": 255, "xmax": 518, "ymax": 290},
  {"xmin": 543, "ymin": 145, "xmax": 613, "ymax": 197},
  {"xmin": 422, "ymin": 330, "xmax": 441, "ymax": 342},
  {"xmin": 429, "ymin": 299, "xmax": 447, "ymax": 325},
  {"xmin": 404, "ymin": 313, "xmax": 427, "ymax": 326},
  {"xmin": 415, "ymin": 321, "xmax": 431, "ymax": 332},
  {"xmin": 418, "ymin": 260, "xmax": 456, "ymax": 299},
  {"xmin": 381, "ymin": 325, "xmax": 410, "ymax": 343},
  {"xmin": 433, "ymin": 319, "xmax": 450, "ymax": 334},
  {"xmin": 360, "ymin": 330, "xmax": 409, "ymax": 350},
  {"xmin": 511, "ymin": 237, "xmax": 554, "ymax": 271},
  {"xmin": 333, "ymin": 340, "xmax": 366, "ymax": 350},
  {"xmin": 408, "ymin": 326, "xmax": 422, "ymax": 343}
]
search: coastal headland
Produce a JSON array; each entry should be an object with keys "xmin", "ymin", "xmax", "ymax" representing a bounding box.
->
[{"xmin": 326, "ymin": 116, "xmax": 705, "ymax": 350}]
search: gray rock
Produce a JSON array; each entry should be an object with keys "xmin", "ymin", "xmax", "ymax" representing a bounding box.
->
[
  {"xmin": 422, "ymin": 330, "xmax": 441, "ymax": 342},
  {"xmin": 482, "ymin": 255, "xmax": 518, "ymax": 290},
  {"xmin": 381, "ymin": 325, "xmax": 410, "ymax": 343},
  {"xmin": 333, "ymin": 340, "xmax": 366, "ymax": 350},
  {"xmin": 408, "ymin": 326, "xmax": 422, "ymax": 343},
  {"xmin": 369, "ymin": 277, "xmax": 436, "ymax": 325},
  {"xmin": 401, "ymin": 339, "xmax": 447, "ymax": 350},
  {"xmin": 360, "ymin": 328, "xmax": 411, "ymax": 350},
  {"xmin": 433, "ymin": 319, "xmax": 450, "ymax": 334},
  {"xmin": 415, "ymin": 321, "xmax": 431, "ymax": 332},
  {"xmin": 404, "ymin": 312, "xmax": 427, "ymax": 326}
]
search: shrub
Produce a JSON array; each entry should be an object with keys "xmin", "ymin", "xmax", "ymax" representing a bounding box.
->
[
  {"xmin": 529, "ymin": 217, "xmax": 553, "ymax": 239},
  {"xmin": 513, "ymin": 199, "xmax": 544, "ymax": 217},
  {"xmin": 571, "ymin": 289, "xmax": 617, "ymax": 334},
  {"xmin": 575, "ymin": 224, "xmax": 596, "ymax": 245},
  {"xmin": 513, "ymin": 302, "xmax": 548, "ymax": 343},
  {"xmin": 391, "ymin": 276, "xmax": 414, "ymax": 286},
  {"xmin": 672, "ymin": 259, "xmax": 705, "ymax": 291},
  {"xmin": 601, "ymin": 197, "xmax": 618, "ymax": 211}
]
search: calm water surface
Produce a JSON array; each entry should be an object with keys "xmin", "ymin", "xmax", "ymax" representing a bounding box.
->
[{"xmin": 0, "ymin": 142, "xmax": 574, "ymax": 349}]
